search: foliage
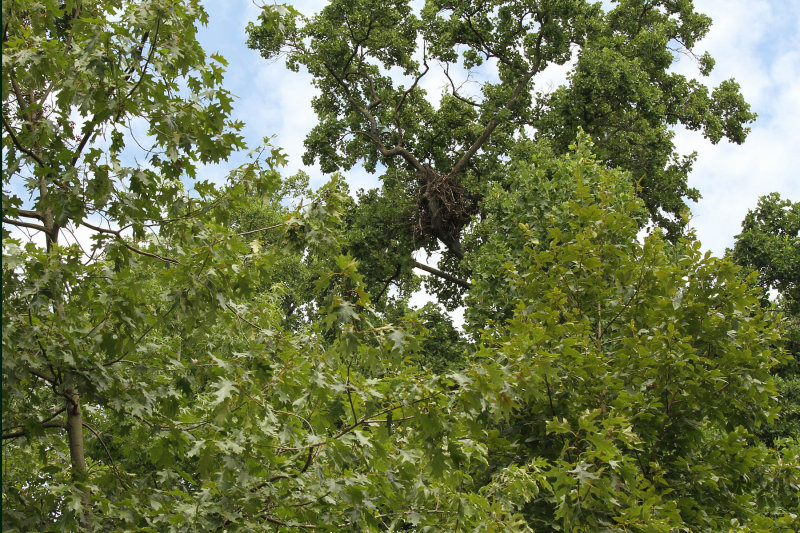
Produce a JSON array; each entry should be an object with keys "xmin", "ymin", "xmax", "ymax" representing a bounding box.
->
[
  {"xmin": 456, "ymin": 139, "xmax": 798, "ymax": 530},
  {"xmin": 246, "ymin": 0, "xmax": 755, "ymax": 299},
  {"xmin": 731, "ymin": 193, "xmax": 800, "ymax": 443},
  {"xmin": 732, "ymin": 193, "xmax": 800, "ymax": 314},
  {"xmin": 3, "ymin": 1, "xmax": 797, "ymax": 531}
]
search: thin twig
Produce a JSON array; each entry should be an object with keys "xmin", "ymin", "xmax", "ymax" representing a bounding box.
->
[
  {"xmin": 1, "ymin": 115, "xmax": 48, "ymax": 167},
  {"xmin": 81, "ymin": 220, "xmax": 182, "ymax": 265},
  {"xmin": 82, "ymin": 421, "xmax": 126, "ymax": 485}
]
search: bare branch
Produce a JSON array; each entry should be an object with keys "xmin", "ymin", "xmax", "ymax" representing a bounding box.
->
[
  {"xmin": 413, "ymin": 260, "xmax": 471, "ymax": 289},
  {"xmin": 443, "ymin": 63, "xmax": 480, "ymax": 107},
  {"xmin": 321, "ymin": 62, "xmax": 426, "ymax": 173},
  {"xmin": 449, "ymin": 29, "xmax": 543, "ymax": 178},
  {"xmin": 3, "ymin": 217, "xmax": 49, "ymax": 234},
  {"xmin": 262, "ymin": 516, "xmax": 316, "ymax": 530},
  {"xmin": 393, "ymin": 42, "xmax": 430, "ymax": 126},
  {"xmin": 14, "ymin": 209, "xmax": 45, "ymax": 221},
  {"xmin": 8, "ymin": 67, "xmax": 28, "ymax": 109},
  {"xmin": 237, "ymin": 222, "xmax": 283, "ymax": 237},
  {"xmin": 226, "ymin": 303, "xmax": 267, "ymax": 332}
]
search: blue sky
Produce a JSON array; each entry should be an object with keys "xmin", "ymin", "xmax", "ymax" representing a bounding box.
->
[{"xmin": 195, "ymin": 0, "xmax": 799, "ymax": 257}]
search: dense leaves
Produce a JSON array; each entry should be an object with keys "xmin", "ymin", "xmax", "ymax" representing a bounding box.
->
[
  {"xmin": 3, "ymin": 1, "xmax": 797, "ymax": 531},
  {"xmin": 731, "ymin": 193, "xmax": 800, "ymax": 444},
  {"xmin": 246, "ymin": 0, "xmax": 755, "ymax": 295}
]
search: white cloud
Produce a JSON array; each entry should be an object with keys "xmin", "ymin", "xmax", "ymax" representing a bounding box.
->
[{"xmin": 673, "ymin": 0, "xmax": 800, "ymax": 256}]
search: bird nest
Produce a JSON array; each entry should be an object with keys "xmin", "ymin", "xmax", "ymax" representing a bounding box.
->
[{"xmin": 414, "ymin": 167, "xmax": 474, "ymax": 245}]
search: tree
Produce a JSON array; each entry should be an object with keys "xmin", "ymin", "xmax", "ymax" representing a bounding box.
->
[
  {"xmin": 453, "ymin": 137, "xmax": 798, "ymax": 530},
  {"xmin": 2, "ymin": 0, "xmax": 246, "ymax": 525},
  {"xmin": 731, "ymin": 193, "xmax": 800, "ymax": 442},
  {"xmin": 732, "ymin": 193, "xmax": 800, "ymax": 315},
  {"xmin": 4, "ymin": 1, "xmax": 796, "ymax": 531},
  {"xmin": 246, "ymin": 0, "xmax": 755, "ymax": 299}
]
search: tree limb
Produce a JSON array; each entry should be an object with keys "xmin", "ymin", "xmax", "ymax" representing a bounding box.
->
[
  {"xmin": 237, "ymin": 222, "xmax": 283, "ymax": 237},
  {"xmin": 2, "ymin": 420, "xmax": 66, "ymax": 440},
  {"xmin": 82, "ymin": 421, "xmax": 126, "ymax": 484},
  {"xmin": 262, "ymin": 516, "xmax": 316, "ymax": 530},
  {"xmin": 449, "ymin": 30, "xmax": 543, "ymax": 178},
  {"xmin": 374, "ymin": 263, "xmax": 402, "ymax": 302},
  {"xmin": 322, "ymin": 62, "xmax": 426, "ymax": 173},
  {"xmin": 1, "ymin": 115, "xmax": 48, "ymax": 168},
  {"xmin": 103, "ymin": 301, "xmax": 178, "ymax": 366},
  {"xmin": 27, "ymin": 366, "xmax": 58, "ymax": 384},
  {"xmin": 413, "ymin": 260, "xmax": 471, "ymax": 289},
  {"xmin": 443, "ymin": 62, "xmax": 480, "ymax": 107},
  {"xmin": 80, "ymin": 220, "xmax": 182, "ymax": 265},
  {"xmin": 122, "ymin": 16, "xmax": 161, "ymax": 105},
  {"xmin": 393, "ymin": 42, "xmax": 430, "ymax": 127},
  {"xmin": 14, "ymin": 208, "xmax": 45, "ymax": 221},
  {"xmin": 449, "ymin": 69, "xmax": 536, "ymax": 177},
  {"xmin": 3, "ymin": 217, "xmax": 49, "ymax": 234}
]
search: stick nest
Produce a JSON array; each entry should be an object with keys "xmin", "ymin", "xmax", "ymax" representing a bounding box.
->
[{"xmin": 414, "ymin": 168, "xmax": 475, "ymax": 245}]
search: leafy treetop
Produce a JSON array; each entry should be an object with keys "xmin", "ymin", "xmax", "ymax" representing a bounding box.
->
[{"xmin": 247, "ymin": 0, "xmax": 755, "ymax": 265}]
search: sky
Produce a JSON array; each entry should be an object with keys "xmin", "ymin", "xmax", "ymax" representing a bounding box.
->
[{"xmin": 195, "ymin": 0, "xmax": 800, "ymax": 259}]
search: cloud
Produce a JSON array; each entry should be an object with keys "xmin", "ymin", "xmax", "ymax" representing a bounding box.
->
[{"xmin": 672, "ymin": 0, "xmax": 800, "ymax": 256}]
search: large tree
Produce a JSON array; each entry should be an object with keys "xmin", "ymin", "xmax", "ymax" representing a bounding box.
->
[
  {"xmin": 247, "ymin": 0, "xmax": 755, "ymax": 297},
  {"xmin": 4, "ymin": 1, "xmax": 796, "ymax": 530},
  {"xmin": 2, "ymin": 0, "xmax": 245, "ymax": 525},
  {"xmin": 731, "ymin": 193, "xmax": 800, "ymax": 443}
]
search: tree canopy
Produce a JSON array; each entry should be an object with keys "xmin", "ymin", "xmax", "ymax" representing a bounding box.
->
[
  {"xmin": 731, "ymin": 193, "xmax": 800, "ymax": 444},
  {"xmin": 3, "ymin": 1, "xmax": 798, "ymax": 531},
  {"xmin": 246, "ymin": 0, "xmax": 755, "ymax": 297}
]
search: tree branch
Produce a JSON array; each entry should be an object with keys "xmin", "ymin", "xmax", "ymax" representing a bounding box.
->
[
  {"xmin": 443, "ymin": 62, "xmax": 480, "ymax": 107},
  {"xmin": 449, "ymin": 29, "xmax": 543, "ymax": 178},
  {"xmin": 27, "ymin": 366, "xmax": 58, "ymax": 384},
  {"xmin": 226, "ymin": 303, "xmax": 268, "ymax": 332},
  {"xmin": 14, "ymin": 208, "xmax": 45, "ymax": 221},
  {"xmin": 70, "ymin": 18, "xmax": 160, "ymax": 167},
  {"xmin": 82, "ymin": 421, "xmax": 125, "ymax": 484},
  {"xmin": 2, "ymin": 420, "xmax": 66, "ymax": 440},
  {"xmin": 1, "ymin": 115, "xmax": 48, "ymax": 168},
  {"xmin": 122, "ymin": 16, "xmax": 161, "ymax": 105},
  {"xmin": 103, "ymin": 301, "xmax": 178, "ymax": 366},
  {"xmin": 449, "ymin": 69, "xmax": 536, "ymax": 177},
  {"xmin": 80, "ymin": 220, "xmax": 182, "ymax": 265},
  {"xmin": 3, "ymin": 217, "xmax": 49, "ymax": 234},
  {"xmin": 413, "ymin": 260, "xmax": 471, "ymax": 289},
  {"xmin": 263, "ymin": 516, "xmax": 316, "ymax": 530},
  {"xmin": 322, "ymin": 62, "xmax": 425, "ymax": 173},
  {"xmin": 237, "ymin": 222, "xmax": 283, "ymax": 237},
  {"xmin": 374, "ymin": 263, "xmax": 402, "ymax": 302},
  {"xmin": 393, "ymin": 42, "xmax": 430, "ymax": 127}
]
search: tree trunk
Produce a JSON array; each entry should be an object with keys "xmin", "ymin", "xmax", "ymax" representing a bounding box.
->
[
  {"xmin": 38, "ymin": 149, "xmax": 91, "ymax": 526},
  {"xmin": 65, "ymin": 386, "xmax": 92, "ymax": 529}
]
